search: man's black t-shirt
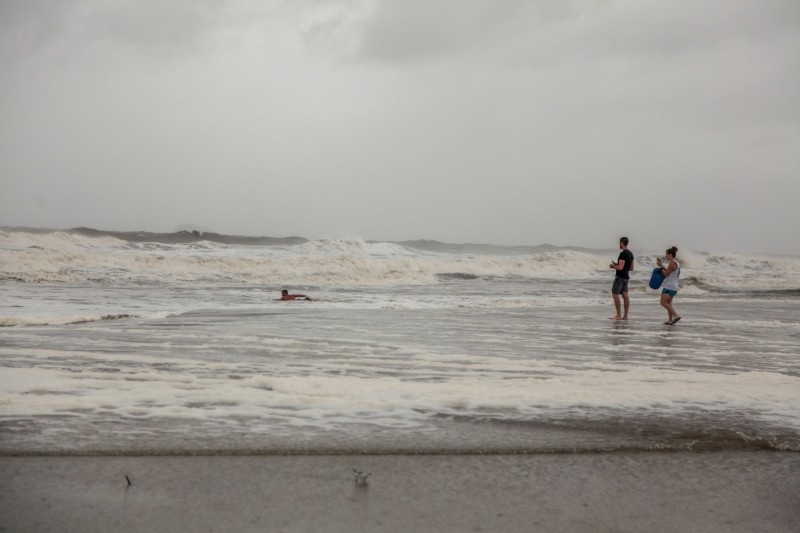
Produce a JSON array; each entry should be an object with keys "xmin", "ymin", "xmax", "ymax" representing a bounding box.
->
[{"xmin": 616, "ymin": 249, "xmax": 634, "ymax": 280}]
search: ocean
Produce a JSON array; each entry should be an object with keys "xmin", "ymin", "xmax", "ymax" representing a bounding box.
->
[{"xmin": 1, "ymin": 227, "xmax": 799, "ymax": 456}]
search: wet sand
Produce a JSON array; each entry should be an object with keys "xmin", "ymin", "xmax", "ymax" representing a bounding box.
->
[{"xmin": 2, "ymin": 451, "xmax": 798, "ymax": 532}]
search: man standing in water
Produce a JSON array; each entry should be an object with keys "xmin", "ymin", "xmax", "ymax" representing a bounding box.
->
[{"xmin": 609, "ymin": 236, "xmax": 634, "ymax": 320}]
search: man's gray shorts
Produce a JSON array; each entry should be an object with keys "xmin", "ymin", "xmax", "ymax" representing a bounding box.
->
[{"xmin": 612, "ymin": 277, "xmax": 629, "ymax": 294}]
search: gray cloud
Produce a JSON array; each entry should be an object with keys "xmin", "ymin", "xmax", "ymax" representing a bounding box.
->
[
  {"xmin": 0, "ymin": 0, "xmax": 798, "ymax": 254},
  {"xmin": 81, "ymin": 0, "xmax": 224, "ymax": 53},
  {"xmin": 356, "ymin": 0, "xmax": 534, "ymax": 63}
]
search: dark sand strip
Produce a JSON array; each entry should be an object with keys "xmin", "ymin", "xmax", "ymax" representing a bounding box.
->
[{"xmin": 2, "ymin": 451, "xmax": 798, "ymax": 532}]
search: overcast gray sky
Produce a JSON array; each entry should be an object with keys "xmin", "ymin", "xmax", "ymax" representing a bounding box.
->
[{"xmin": 1, "ymin": 0, "xmax": 798, "ymax": 254}]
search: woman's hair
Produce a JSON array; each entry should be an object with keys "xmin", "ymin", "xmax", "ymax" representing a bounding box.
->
[{"xmin": 666, "ymin": 246, "xmax": 678, "ymax": 257}]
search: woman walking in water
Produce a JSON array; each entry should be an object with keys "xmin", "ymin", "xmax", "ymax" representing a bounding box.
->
[{"xmin": 656, "ymin": 246, "xmax": 681, "ymax": 325}]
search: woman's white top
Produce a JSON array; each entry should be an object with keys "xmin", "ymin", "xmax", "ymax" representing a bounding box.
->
[{"xmin": 663, "ymin": 259, "xmax": 680, "ymax": 291}]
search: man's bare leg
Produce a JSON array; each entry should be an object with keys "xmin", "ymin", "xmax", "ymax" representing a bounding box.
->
[
  {"xmin": 611, "ymin": 293, "xmax": 623, "ymax": 320},
  {"xmin": 622, "ymin": 292, "xmax": 630, "ymax": 320}
]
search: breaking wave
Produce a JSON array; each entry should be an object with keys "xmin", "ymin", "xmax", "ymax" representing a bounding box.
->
[
  {"xmin": 0, "ymin": 313, "xmax": 138, "ymax": 327},
  {"xmin": 1, "ymin": 227, "xmax": 798, "ymax": 291}
]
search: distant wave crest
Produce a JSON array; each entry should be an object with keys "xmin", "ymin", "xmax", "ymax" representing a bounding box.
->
[
  {"xmin": 0, "ymin": 313, "xmax": 137, "ymax": 327},
  {"xmin": 0, "ymin": 227, "xmax": 306, "ymax": 247},
  {"xmin": 2, "ymin": 227, "xmax": 799, "ymax": 291}
]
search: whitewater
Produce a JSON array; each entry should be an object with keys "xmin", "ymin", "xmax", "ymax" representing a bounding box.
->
[{"xmin": 1, "ymin": 227, "xmax": 798, "ymax": 455}]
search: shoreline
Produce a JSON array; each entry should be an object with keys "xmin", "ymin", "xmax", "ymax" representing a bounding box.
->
[{"xmin": 2, "ymin": 445, "xmax": 797, "ymax": 457}]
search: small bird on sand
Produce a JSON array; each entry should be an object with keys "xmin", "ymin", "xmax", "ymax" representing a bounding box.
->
[{"xmin": 353, "ymin": 469, "xmax": 371, "ymax": 485}]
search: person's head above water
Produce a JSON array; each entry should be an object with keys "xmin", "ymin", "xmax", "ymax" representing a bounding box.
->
[{"xmin": 280, "ymin": 289, "xmax": 310, "ymax": 301}]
